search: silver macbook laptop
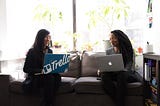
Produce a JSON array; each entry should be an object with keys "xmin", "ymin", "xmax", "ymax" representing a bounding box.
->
[{"xmin": 96, "ymin": 54, "xmax": 124, "ymax": 72}]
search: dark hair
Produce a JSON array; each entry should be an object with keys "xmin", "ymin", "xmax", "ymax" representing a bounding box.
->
[
  {"xmin": 32, "ymin": 29, "xmax": 50, "ymax": 52},
  {"xmin": 111, "ymin": 30, "xmax": 133, "ymax": 66}
]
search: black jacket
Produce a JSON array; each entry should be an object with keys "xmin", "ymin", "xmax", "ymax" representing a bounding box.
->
[{"xmin": 23, "ymin": 47, "xmax": 52, "ymax": 76}]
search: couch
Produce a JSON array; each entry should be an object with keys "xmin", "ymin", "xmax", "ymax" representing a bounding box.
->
[{"xmin": 0, "ymin": 51, "xmax": 144, "ymax": 106}]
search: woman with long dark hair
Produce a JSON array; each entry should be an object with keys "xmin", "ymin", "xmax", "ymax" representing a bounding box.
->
[
  {"xmin": 23, "ymin": 29, "xmax": 61, "ymax": 106},
  {"xmin": 101, "ymin": 30, "xmax": 135, "ymax": 106}
]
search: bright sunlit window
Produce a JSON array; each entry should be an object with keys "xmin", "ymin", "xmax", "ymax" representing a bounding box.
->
[
  {"xmin": 4, "ymin": 0, "xmax": 147, "ymax": 58},
  {"xmin": 1, "ymin": 0, "xmax": 150, "ymax": 78},
  {"xmin": 5, "ymin": 0, "xmax": 73, "ymax": 58}
]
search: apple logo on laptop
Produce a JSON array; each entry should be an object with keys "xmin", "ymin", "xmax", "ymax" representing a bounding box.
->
[{"xmin": 108, "ymin": 61, "xmax": 112, "ymax": 66}]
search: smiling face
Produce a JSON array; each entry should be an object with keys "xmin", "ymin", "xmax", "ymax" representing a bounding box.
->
[
  {"xmin": 44, "ymin": 34, "xmax": 51, "ymax": 47},
  {"xmin": 109, "ymin": 33, "xmax": 119, "ymax": 47}
]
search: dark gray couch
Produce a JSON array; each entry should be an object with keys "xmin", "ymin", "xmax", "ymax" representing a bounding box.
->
[{"xmin": 0, "ymin": 52, "xmax": 144, "ymax": 106}]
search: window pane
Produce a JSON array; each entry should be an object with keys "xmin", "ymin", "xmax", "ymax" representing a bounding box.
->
[
  {"xmin": 5, "ymin": 0, "xmax": 73, "ymax": 57},
  {"xmin": 76, "ymin": 0, "xmax": 127, "ymax": 51},
  {"xmin": 32, "ymin": 0, "xmax": 73, "ymax": 52},
  {"xmin": 76, "ymin": 0, "xmax": 147, "ymax": 52}
]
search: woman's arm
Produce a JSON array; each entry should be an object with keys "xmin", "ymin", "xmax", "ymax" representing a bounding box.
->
[{"xmin": 23, "ymin": 49, "xmax": 43, "ymax": 75}]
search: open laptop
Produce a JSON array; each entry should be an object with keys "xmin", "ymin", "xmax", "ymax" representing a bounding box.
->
[
  {"xmin": 96, "ymin": 54, "xmax": 124, "ymax": 72},
  {"xmin": 43, "ymin": 53, "xmax": 70, "ymax": 74}
]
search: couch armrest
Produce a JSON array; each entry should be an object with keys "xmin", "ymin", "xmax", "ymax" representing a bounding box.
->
[{"xmin": 0, "ymin": 74, "xmax": 11, "ymax": 106}]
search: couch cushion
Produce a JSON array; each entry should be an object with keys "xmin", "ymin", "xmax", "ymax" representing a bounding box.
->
[
  {"xmin": 74, "ymin": 77, "xmax": 143, "ymax": 96},
  {"xmin": 9, "ymin": 79, "xmax": 24, "ymax": 94},
  {"xmin": 9, "ymin": 77, "xmax": 77, "ymax": 94},
  {"xmin": 81, "ymin": 52, "xmax": 106, "ymax": 77},
  {"xmin": 127, "ymin": 82, "xmax": 143, "ymax": 95},
  {"xmin": 74, "ymin": 77, "xmax": 105, "ymax": 94},
  {"xmin": 58, "ymin": 77, "xmax": 77, "ymax": 94},
  {"xmin": 60, "ymin": 53, "xmax": 81, "ymax": 78},
  {"xmin": 0, "ymin": 74, "xmax": 11, "ymax": 106}
]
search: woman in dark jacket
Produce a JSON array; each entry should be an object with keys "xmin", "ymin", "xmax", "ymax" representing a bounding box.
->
[
  {"xmin": 101, "ymin": 30, "xmax": 135, "ymax": 106},
  {"xmin": 23, "ymin": 29, "xmax": 61, "ymax": 106}
]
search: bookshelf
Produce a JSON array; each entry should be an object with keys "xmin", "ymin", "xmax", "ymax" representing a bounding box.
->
[{"xmin": 143, "ymin": 54, "xmax": 160, "ymax": 106}]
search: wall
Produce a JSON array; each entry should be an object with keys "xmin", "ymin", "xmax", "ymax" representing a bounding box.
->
[
  {"xmin": 143, "ymin": 0, "xmax": 160, "ymax": 54},
  {"xmin": 0, "ymin": 0, "xmax": 7, "ymax": 55}
]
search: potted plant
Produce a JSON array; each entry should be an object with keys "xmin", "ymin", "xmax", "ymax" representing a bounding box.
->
[
  {"xmin": 53, "ymin": 41, "xmax": 62, "ymax": 49},
  {"xmin": 86, "ymin": 0, "xmax": 129, "ymax": 31},
  {"xmin": 33, "ymin": 3, "xmax": 63, "ymax": 28},
  {"xmin": 86, "ymin": 0, "xmax": 129, "ymax": 50}
]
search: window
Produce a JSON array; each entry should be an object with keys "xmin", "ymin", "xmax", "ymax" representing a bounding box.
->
[
  {"xmin": 1, "ymin": 0, "xmax": 148, "ymax": 77},
  {"xmin": 5, "ymin": 0, "xmax": 73, "ymax": 58},
  {"xmin": 76, "ymin": 0, "xmax": 129, "ymax": 51},
  {"xmin": 4, "ymin": 0, "xmax": 147, "ymax": 56}
]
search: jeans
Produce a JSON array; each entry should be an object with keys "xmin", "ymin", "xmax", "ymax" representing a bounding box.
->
[{"xmin": 101, "ymin": 71, "xmax": 128, "ymax": 106}]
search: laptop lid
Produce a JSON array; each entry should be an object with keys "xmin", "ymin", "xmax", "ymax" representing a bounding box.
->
[
  {"xmin": 96, "ymin": 54, "xmax": 124, "ymax": 72},
  {"xmin": 43, "ymin": 53, "xmax": 70, "ymax": 74}
]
